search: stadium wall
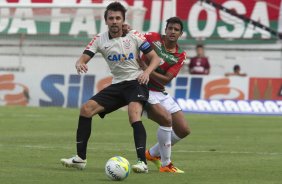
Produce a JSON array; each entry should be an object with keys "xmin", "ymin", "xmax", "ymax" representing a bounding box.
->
[
  {"xmin": 0, "ymin": 0, "xmax": 282, "ymax": 115},
  {"xmin": 1, "ymin": 63, "xmax": 282, "ymax": 115}
]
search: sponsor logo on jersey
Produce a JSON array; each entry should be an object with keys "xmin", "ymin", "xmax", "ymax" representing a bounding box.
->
[{"xmin": 107, "ymin": 52, "xmax": 134, "ymax": 62}]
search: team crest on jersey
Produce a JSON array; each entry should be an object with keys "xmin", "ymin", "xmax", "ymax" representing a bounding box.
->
[{"xmin": 123, "ymin": 39, "xmax": 131, "ymax": 49}]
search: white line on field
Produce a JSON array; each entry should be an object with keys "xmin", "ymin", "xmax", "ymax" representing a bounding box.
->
[{"xmin": 2, "ymin": 144, "xmax": 280, "ymax": 156}]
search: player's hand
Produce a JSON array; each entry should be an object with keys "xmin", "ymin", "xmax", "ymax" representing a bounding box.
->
[
  {"xmin": 75, "ymin": 63, "xmax": 88, "ymax": 74},
  {"xmin": 137, "ymin": 72, "xmax": 150, "ymax": 85},
  {"xmin": 122, "ymin": 23, "xmax": 131, "ymax": 34}
]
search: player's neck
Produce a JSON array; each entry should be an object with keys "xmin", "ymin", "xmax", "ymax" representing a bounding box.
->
[
  {"xmin": 163, "ymin": 39, "xmax": 177, "ymax": 53},
  {"xmin": 109, "ymin": 31, "xmax": 123, "ymax": 39}
]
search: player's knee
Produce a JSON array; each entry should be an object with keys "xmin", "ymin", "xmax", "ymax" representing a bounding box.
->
[
  {"xmin": 80, "ymin": 104, "xmax": 93, "ymax": 118},
  {"xmin": 159, "ymin": 113, "xmax": 172, "ymax": 127},
  {"xmin": 176, "ymin": 126, "xmax": 191, "ymax": 138},
  {"xmin": 128, "ymin": 106, "xmax": 142, "ymax": 123}
]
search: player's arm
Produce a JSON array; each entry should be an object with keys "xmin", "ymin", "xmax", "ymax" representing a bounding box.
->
[
  {"xmin": 150, "ymin": 70, "xmax": 174, "ymax": 86},
  {"xmin": 143, "ymin": 50, "xmax": 160, "ymax": 76},
  {"xmin": 141, "ymin": 60, "xmax": 176, "ymax": 85},
  {"xmin": 75, "ymin": 54, "xmax": 91, "ymax": 74},
  {"xmin": 132, "ymin": 30, "xmax": 160, "ymax": 84},
  {"xmin": 76, "ymin": 35, "xmax": 99, "ymax": 74},
  {"xmin": 138, "ymin": 50, "xmax": 160, "ymax": 84}
]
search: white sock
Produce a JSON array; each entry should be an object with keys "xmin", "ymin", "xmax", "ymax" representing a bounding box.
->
[
  {"xmin": 171, "ymin": 130, "xmax": 181, "ymax": 145},
  {"xmin": 157, "ymin": 126, "xmax": 172, "ymax": 167},
  {"xmin": 148, "ymin": 143, "xmax": 160, "ymax": 157},
  {"xmin": 149, "ymin": 130, "xmax": 182, "ymax": 156}
]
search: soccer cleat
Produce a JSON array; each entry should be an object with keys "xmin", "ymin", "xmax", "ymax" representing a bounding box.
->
[
  {"xmin": 131, "ymin": 160, "xmax": 148, "ymax": 173},
  {"xmin": 159, "ymin": 162, "xmax": 184, "ymax": 173},
  {"xmin": 145, "ymin": 150, "xmax": 162, "ymax": 169},
  {"xmin": 60, "ymin": 155, "xmax": 87, "ymax": 170}
]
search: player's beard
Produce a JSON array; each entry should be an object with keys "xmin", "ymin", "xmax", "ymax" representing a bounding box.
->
[{"xmin": 109, "ymin": 26, "xmax": 121, "ymax": 34}]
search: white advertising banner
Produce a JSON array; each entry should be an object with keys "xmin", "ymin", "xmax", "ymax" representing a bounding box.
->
[{"xmin": 1, "ymin": 62, "xmax": 281, "ymax": 115}]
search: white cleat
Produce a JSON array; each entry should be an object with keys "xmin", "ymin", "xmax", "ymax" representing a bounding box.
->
[
  {"xmin": 60, "ymin": 155, "xmax": 87, "ymax": 170},
  {"xmin": 132, "ymin": 161, "xmax": 148, "ymax": 173}
]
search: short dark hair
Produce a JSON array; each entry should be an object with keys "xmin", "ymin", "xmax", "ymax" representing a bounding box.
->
[
  {"xmin": 196, "ymin": 44, "xmax": 204, "ymax": 49},
  {"xmin": 165, "ymin": 17, "xmax": 183, "ymax": 32},
  {"xmin": 233, "ymin": 65, "xmax": 240, "ymax": 72},
  {"xmin": 104, "ymin": 2, "xmax": 127, "ymax": 21}
]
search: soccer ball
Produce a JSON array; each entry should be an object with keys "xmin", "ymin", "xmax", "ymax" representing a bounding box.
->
[{"xmin": 105, "ymin": 156, "xmax": 131, "ymax": 181}]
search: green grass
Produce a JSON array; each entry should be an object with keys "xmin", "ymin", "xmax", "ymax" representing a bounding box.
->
[{"xmin": 0, "ymin": 106, "xmax": 282, "ymax": 184}]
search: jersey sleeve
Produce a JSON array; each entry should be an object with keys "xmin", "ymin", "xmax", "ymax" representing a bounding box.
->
[
  {"xmin": 143, "ymin": 32, "xmax": 159, "ymax": 43},
  {"xmin": 83, "ymin": 35, "xmax": 100, "ymax": 58},
  {"xmin": 167, "ymin": 52, "xmax": 187, "ymax": 77},
  {"xmin": 130, "ymin": 30, "xmax": 152, "ymax": 54}
]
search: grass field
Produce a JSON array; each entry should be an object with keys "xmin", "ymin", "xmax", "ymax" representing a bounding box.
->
[{"xmin": 0, "ymin": 106, "xmax": 282, "ymax": 184}]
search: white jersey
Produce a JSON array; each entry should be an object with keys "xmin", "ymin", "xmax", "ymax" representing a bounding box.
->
[{"xmin": 84, "ymin": 30, "xmax": 151, "ymax": 84}]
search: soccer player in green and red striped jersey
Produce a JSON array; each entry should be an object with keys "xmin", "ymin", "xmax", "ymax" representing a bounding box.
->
[
  {"xmin": 142, "ymin": 31, "xmax": 186, "ymax": 92},
  {"xmin": 140, "ymin": 17, "xmax": 191, "ymax": 173}
]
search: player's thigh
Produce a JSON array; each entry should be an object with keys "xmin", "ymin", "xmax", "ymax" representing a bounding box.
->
[
  {"xmin": 80, "ymin": 100, "xmax": 105, "ymax": 117},
  {"xmin": 146, "ymin": 103, "xmax": 172, "ymax": 127},
  {"xmin": 90, "ymin": 84, "xmax": 127, "ymax": 118},
  {"xmin": 171, "ymin": 110, "xmax": 191, "ymax": 138},
  {"xmin": 123, "ymin": 80, "xmax": 149, "ymax": 104},
  {"xmin": 159, "ymin": 94, "xmax": 181, "ymax": 114},
  {"xmin": 122, "ymin": 80, "xmax": 149, "ymax": 123}
]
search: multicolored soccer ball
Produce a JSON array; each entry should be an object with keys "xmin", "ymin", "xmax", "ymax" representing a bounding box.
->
[{"xmin": 105, "ymin": 156, "xmax": 131, "ymax": 181}]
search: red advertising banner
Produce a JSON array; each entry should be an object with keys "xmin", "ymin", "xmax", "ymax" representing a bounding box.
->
[
  {"xmin": 1, "ymin": 0, "xmax": 281, "ymax": 42},
  {"xmin": 249, "ymin": 78, "xmax": 282, "ymax": 100},
  {"xmin": 5, "ymin": 0, "xmax": 282, "ymax": 21}
]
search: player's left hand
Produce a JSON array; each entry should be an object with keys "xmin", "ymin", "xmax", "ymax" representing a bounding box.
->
[{"xmin": 137, "ymin": 72, "xmax": 150, "ymax": 84}]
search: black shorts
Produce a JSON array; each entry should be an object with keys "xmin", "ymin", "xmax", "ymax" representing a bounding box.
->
[{"xmin": 90, "ymin": 80, "xmax": 149, "ymax": 118}]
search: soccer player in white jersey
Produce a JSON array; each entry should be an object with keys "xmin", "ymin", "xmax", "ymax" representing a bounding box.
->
[{"xmin": 60, "ymin": 2, "xmax": 173, "ymax": 173}]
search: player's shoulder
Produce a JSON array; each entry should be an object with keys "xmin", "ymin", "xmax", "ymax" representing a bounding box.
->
[
  {"xmin": 176, "ymin": 45, "xmax": 187, "ymax": 57},
  {"xmin": 128, "ymin": 30, "xmax": 146, "ymax": 41},
  {"xmin": 94, "ymin": 32, "xmax": 108, "ymax": 40},
  {"xmin": 88, "ymin": 32, "xmax": 104, "ymax": 44},
  {"xmin": 177, "ymin": 45, "xmax": 184, "ymax": 52}
]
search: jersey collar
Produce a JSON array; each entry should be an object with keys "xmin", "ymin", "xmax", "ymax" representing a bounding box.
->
[{"xmin": 108, "ymin": 32, "xmax": 127, "ymax": 40}]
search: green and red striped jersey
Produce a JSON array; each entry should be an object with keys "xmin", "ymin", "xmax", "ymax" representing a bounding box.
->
[{"xmin": 142, "ymin": 32, "xmax": 187, "ymax": 92}]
